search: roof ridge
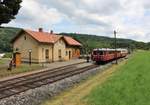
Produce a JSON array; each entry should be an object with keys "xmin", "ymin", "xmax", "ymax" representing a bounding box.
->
[
  {"xmin": 24, "ymin": 29, "xmax": 58, "ymax": 35},
  {"xmin": 12, "ymin": 29, "xmax": 82, "ymax": 46}
]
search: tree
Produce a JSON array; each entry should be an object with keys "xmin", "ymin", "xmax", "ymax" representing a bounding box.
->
[{"xmin": 0, "ymin": 0, "xmax": 22, "ymax": 26}]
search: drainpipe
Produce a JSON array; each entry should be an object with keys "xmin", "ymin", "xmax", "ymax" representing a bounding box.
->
[{"xmin": 52, "ymin": 44, "xmax": 54, "ymax": 62}]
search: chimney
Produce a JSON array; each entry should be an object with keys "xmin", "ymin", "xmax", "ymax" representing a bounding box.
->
[
  {"xmin": 50, "ymin": 30, "xmax": 53, "ymax": 34},
  {"xmin": 39, "ymin": 28, "xmax": 43, "ymax": 32}
]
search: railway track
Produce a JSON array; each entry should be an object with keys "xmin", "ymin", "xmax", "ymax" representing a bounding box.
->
[{"xmin": 0, "ymin": 62, "xmax": 99, "ymax": 100}]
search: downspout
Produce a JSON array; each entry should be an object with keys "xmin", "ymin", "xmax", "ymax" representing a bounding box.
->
[{"xmin": 52, "ymin": 44, "xmax": 54, "ymax": 62}]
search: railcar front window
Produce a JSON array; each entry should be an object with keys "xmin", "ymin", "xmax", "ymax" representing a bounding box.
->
[
  {"xmin": 93, "ymin": 51, "xmax": 97, "ymax": 55},
  {"xmin": 93, "ymin": 51, "xmax": 103, "ymax": 55},
  {"xmin": 98, "ymin": 51, "xmax": 103, "ymax": 55}
]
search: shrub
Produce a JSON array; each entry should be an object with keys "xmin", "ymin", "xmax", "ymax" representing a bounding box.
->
[{"xmin": 3, "ymin": 52, "xmax": 12, "ymax": 58}]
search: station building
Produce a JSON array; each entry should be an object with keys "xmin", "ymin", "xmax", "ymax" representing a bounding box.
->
[{"xmin": 11, "ymin": 28, "xmax": 82, "ymax": 63}]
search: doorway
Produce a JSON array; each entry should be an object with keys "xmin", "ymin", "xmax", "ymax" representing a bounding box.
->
[
  {"xmin": 69, "ymin": 51, "xmax": 71, "ymax": 59},
  {"xmin": 45, "ymin": 49, "xmax": 49, "ymax": 62},
  {"xmin": 58, "ymin": 49, "xmax": 62, "ymax": 60}
]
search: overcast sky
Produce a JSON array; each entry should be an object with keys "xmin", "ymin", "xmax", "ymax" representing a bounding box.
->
[{"xmin": 3, "ymin": 0, "xmax": 150, "ymax": 42}]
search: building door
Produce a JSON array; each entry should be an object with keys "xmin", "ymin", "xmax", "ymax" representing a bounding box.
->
[
  {"xmin": 13, "ymin": 52, "xmax": 21, "ymax": 67},
  {"xmin": 58, "ymin": 49, "xmax": 62, "ymax": 60},
  {"xmin": 45, "ymin": 49, "xmax": 49, "ymax": 62},
  {"xmin": 69, "ymin": 51, "xmax": 71, "ymax": 59}
]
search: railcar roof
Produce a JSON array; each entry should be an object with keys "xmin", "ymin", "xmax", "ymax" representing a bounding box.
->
[{"xmin": 93, "ymin": 48, "xmax": 127, "ymax": 51}]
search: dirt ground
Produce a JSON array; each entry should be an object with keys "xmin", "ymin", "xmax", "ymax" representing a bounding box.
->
[{"xmin": 42, "ymin": 60, "xmax": 127, "ymax": 105}]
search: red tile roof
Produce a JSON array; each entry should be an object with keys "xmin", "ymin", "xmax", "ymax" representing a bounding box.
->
[
  {"xmin": 12, "ymin": 29, "xmax": 82, "ymax": 46},
  {"xmin": 25, "ymin": 30, "xmax": 61, "ymax": 43},
  {"xmin": 63, "ymin": 36, "xmax": 82, "ymax": 46}
]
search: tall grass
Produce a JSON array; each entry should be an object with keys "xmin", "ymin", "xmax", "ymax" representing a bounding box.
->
[{"xmin": 86, "ymin": 51, "xmax": 150, "ymax": 105}]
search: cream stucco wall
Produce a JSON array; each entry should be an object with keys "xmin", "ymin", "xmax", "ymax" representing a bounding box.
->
[
  {"xmin": 13, "ymin": 33, "xmax": 80, "ymax": 63},
  {"xmin": 38, "ymin": 44, "xmax": 53, "ymax": 63},
  {"xmin": 53, "ymin": 38, "xmax": 66, "ymax": 61},
  {"xmin": 13, "ymin": 33, "xmax": 39, "ymax": 63},
  {"xmin": 64, "ymin": 47, "xmax": 81, "ymax": 60},
  {"xmin": 64, "ymin": 47, "xmax": 72, "ymax": 60}
]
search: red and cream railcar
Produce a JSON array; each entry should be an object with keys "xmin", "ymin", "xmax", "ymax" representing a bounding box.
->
[
  {"xmin": 91, "ymin": 48, "xmax": 128, "ymax": 64},
  {"xmin": 120, "ymin": 49, "xmax": 128, "ymax": 57}
]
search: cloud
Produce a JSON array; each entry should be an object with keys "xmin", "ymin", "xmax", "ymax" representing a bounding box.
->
[
  {"xmin": 3, "ymin": 0, "xmax": 150, "ymax": 42},
  {"xmin": 4, "ymin": 0, "xmax": 64, "ymax": 30}
]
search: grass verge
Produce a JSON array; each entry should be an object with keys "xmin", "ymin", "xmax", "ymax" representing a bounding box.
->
[
  {"xmin": 0, "ymin": 62, "xmax": 44, "ymax": 78},
  {"xmin": 0, "ymin": 58, "xmax": 9, "ymax": 64},
  {"xmin": 85, "ymin": 51, "xmax": 150, "ymax": 105}
]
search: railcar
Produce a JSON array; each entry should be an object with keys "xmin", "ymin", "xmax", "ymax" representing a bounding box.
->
[{"xmin": 91, "ymin": 48, "xmax": 128, "ymax": 64}]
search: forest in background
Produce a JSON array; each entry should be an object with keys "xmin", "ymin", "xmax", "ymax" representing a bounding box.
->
[{"xmin": 0, "ymin": 27, "xmax": 150, "ymax": 53}]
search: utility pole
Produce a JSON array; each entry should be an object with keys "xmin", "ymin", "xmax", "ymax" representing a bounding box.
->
[{"xmin": 114, "ymin": 30, "xmax": 118, "ymax": 64}]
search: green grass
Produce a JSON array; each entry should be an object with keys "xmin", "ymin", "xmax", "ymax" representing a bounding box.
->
[
  {"xmin": 85, "ymin": 51, "xmax": 150, "ymax": 105},
  {"xmin": 2, "ymin": 52, "xmax": 12, "ymax": 58},
  {"xmin": 0, "ymin": 60, "xmax": 4, "ymax": 64},
  {"xmin": 0, "ymin": 58, "xmax": 9, "ymax": 64},
  {"xmin": 0, "ymin": 63, "xmax": 44, "ymax": 78},
  {"xmin": 0, "ymin": 58, "xmax": 45, "ymax": 79}
]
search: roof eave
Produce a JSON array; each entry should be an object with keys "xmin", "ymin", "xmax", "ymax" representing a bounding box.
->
[
  {"xmin": 67, "ymin": 44, "xmax": 82, "ymax": 47},
  {"xmin": 39, "ymin": 42, "xmax": 54, "ymax": 44}
]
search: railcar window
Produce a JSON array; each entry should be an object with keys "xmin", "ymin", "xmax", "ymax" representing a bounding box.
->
[
  {"xmin": 99, "ymin": 51, "xmax": 103, "ymax": 55},
  {"xmin": 109, "ymin": 51, "xmax": 112, "ymax": 54},
  {"xmin": 93, "ymin": 51, "xmax": 97, "ymax": 55},
  {"xmin": 93, "ymin": 51, "xmax": 103, "ymax": 55}
]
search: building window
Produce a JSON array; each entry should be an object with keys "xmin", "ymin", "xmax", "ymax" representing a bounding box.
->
[{"xmin": 66, "ymin": 51, "xmax": 68, "ymax": 56}]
